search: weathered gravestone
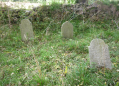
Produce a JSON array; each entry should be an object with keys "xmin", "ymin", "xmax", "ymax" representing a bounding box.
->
[
  {"xmin": 61, "ymin": 21, "xmax": 73, "ymax": 39},
  {"xmin": 20, "ymin": 19, "xmax": 34, "ymax": 41},
  {"xmin": 88, "ymin": 39, "xmax": 112, "ymax": 69}
]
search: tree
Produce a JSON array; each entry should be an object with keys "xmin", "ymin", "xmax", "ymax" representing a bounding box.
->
[{"xmin": 75, "ymin": 0, "xmax": 88, "ymax": 4}]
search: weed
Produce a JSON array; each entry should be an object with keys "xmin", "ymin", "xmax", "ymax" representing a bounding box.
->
[{"xmin": 0, "ymin": 0, "xmax": 119, "ymax": 86}]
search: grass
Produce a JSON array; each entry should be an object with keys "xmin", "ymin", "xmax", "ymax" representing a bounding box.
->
[
  {"xmin": 0, "ymin": 18, "xmax": 119, "ymax": 86},
  {"xmin": 0, "ymin": 0, "xmax": 119, "ymax": 85}
]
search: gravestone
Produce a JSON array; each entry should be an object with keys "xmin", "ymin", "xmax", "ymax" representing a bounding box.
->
[
  {"xmin": 20, "ymin": 19, "xmax": 34, "ymax": 41},
  {"xmin": 61, "ymin": 21, "xmax": 73, "ymax": 39},
  {"xmin": 88, "ymin": 39, "xmax": 112, "ymax": 69}
]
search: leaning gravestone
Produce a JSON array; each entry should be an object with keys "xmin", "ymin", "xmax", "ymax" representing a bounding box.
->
[
  {"xmin": 20, "ymin": 19, "xmax": 34, "ymax": 41},
  {"xmin": 61, "ymin": 21, "xmax": 73, "ymax": 39},
  {"xmin": 88, "ymin": 39, "xmax": 112, "ymax": 69}
]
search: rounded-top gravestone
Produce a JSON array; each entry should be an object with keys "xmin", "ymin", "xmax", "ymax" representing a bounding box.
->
[
  {"xmin": 88, "ymin": 38, "xmax": 112, "ymax": 69},
  {"xmin": 20, "ymin": 19, "xmax": 34, "ymax": 41},
  {"xmin": 61, "ymin": 21, "xmax": 73, "ymax": 39}
]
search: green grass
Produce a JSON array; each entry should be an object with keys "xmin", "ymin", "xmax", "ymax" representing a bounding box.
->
[
  {"xmin": 0, "ymin": 18, "xmax": 119, "ymax": 86},
  {"xmin": 0, "ymin": 0, "xmax": 119, "ymax": 85}
]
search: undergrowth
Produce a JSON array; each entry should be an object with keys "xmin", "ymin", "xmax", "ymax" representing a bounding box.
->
[
  {"xmin": 0, "ymin": 19, "xmax": 119, "ymax": 86},
  {"xmin": 0, "ymin": 0, "xmax": 119, "ymax": 86}
]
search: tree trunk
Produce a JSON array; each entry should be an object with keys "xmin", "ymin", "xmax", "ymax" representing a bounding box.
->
[{"xmin": 75, "ymin": 0, "xmax": 88, "ymax": 4}]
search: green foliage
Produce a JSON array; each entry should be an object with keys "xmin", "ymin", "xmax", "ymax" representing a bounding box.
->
[
  {"xmin": 1, "ymin": 19, "xmax": 119, "ymax": 85},
  {"xmin": 29, "ymin": 75, "xmax": 48, "ymax": 85},
  {"xmin": 67, "ymin": 0, "xmax": 76, "ymax": 4},
  {"xmin": 65, "ymin": 64, "xmax": 119, "ymax": 85},
  {"xmin": 0, "ymin": 6, "xmax": 9, "ymax": 24},
  {"xmin": 50, "ymin": 2, "xmax": 62, "ymax": 11},
  {"xmin": 0, "ymin": 0, "xmax": 119, "ymax": 85},
  {"xmin": 109, "ymin": 1, "xmax": 119, "ymax": 11},
  {"xmin": 0, "ymin": 5, "xmax": 26, "ymax": 24}
]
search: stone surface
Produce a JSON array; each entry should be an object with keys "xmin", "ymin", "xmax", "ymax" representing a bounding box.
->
[
  {"xmin": 88, "ymin": 39, "xmax": 112, "ymax": 69},
  {"xmin": 61, "ymin": 21, "xmax": 73, "ymax": 39},
  {"xmin": 20, "ymin": 19, "xmax": 34, "ymax": 41}
]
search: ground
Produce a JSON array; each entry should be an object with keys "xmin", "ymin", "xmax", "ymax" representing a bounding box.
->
[{"xmin": 0, "ymin": 1, "xmax": 119, "ymax": 86}]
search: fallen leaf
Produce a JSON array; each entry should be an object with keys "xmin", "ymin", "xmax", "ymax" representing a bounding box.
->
[{"xmin": 64, "ymin": 66, "xmax": 68, "ymax": 74}]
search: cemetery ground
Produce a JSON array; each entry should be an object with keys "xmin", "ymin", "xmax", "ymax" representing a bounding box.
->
[
  {"xmin": 0, "ymin": 19, "xmax": 119, "ymax": 86},
  {"xmin": 0, "ymin": 1, "xmax": 119, "ymax": 86}
]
